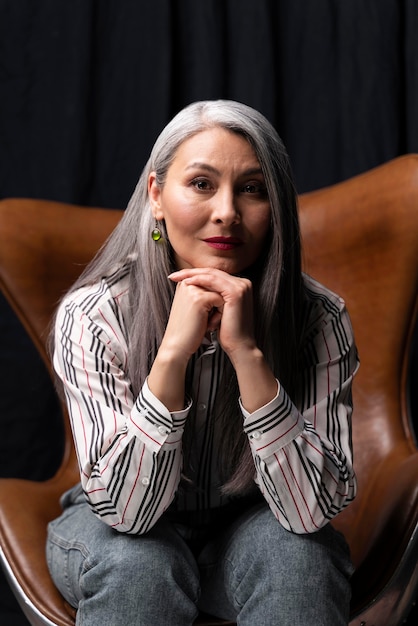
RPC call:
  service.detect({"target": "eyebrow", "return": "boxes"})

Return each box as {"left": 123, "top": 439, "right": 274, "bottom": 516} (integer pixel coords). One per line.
{"left": 185, "top": 162, "right": 264, "bottom": 177}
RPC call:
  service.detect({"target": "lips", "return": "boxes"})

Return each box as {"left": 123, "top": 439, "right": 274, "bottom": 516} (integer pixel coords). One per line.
{"left": 203, "top": 237, "right": 243, "bottom": 250}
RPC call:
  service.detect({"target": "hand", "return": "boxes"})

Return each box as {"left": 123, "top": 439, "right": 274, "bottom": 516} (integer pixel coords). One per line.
{"left": 155, "top": 274, "right": 222, "bottom": 366}
{"left": 148, "top": 271, "right": 225, "bottom": 411}
{"left": 169, "top": 268, "right": 278, "bottom": 413}
{"left": 151, "top": 267, "right": 277, "bottom": 414}
{"left": 168, "top": 267, "right": 257, "bottom": 362}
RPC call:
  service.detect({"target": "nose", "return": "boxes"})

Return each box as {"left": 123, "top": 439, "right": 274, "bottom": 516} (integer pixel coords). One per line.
{"left": 211, "top": 188, "right": 240, "bottom": 225}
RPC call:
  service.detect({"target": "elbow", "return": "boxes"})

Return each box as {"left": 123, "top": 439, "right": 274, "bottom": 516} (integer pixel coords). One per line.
{"left": 89, "top": 506, "right": 159, "bottom": 535}
{"left": 295, "top": 477, "right": 358, "bottom": 535}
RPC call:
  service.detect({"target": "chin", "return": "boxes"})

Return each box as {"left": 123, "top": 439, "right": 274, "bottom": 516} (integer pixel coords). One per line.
{"left": 210, "top": 260, "right": 244, "bottom": 274}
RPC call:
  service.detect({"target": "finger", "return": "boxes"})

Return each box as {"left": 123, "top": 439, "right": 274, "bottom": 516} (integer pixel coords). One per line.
{"left": 182, "top": 275, "right": 251, "bottom": 303}
{"left": 168, "top": 268, "right": 229, "bottom": 282}
{"left": 174, "top": 280, "right": 224, "bottom": 312}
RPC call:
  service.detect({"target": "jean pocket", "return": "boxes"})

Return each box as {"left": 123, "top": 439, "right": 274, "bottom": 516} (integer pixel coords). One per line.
{"left": 46, "top": 525, "right": 90, "bottom": 609}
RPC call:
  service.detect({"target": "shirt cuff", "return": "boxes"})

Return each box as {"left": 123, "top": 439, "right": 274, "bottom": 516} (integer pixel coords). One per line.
{"left": 241, "top": 381, "right": 304, "bottom": 460}
{"left": 129, "top": 378, "right": 191, "bottom": 453}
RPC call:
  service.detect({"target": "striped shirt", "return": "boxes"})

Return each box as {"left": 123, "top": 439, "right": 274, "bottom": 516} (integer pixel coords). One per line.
{"left": 54, "top": 267, "right": 358, "bottom": 535}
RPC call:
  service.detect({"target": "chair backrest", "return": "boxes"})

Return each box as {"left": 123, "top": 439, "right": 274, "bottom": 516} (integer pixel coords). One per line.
{"left": 298, "top": 154, "right": 418, "bottom": 609}
{"left": 0, "top": 198, "right": 122, "bottom": 483}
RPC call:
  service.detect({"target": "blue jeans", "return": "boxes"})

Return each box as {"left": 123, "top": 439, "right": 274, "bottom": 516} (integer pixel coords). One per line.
{"left": 46, "top": 485, "right": 353, "bottom": 625}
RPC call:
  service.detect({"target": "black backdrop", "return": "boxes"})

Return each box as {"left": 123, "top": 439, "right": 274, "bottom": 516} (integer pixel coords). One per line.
{"left": 1, "top": 1, "right": 418, "bottom": 623}
{"left": 2, "top": 0, "right": 418, "bottom": 207}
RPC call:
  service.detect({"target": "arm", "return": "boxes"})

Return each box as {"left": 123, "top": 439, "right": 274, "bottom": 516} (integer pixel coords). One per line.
{"left": 170, "top": 268, "right": 358, "bottom": 534}
{"left": 54, "top": 287, "right": 189, "bottom": 535}
{"left": 243, "top": 295, "right": 358, "bottom": 533}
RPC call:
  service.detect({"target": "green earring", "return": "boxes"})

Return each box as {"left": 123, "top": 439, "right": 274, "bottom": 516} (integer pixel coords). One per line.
{"left": 151, "top": 221, "right": 162, "bottom": 241}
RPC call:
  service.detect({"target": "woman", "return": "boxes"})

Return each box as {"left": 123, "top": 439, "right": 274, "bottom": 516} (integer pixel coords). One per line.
{"left": 47, "top": 100, "right": 358, "bottom": 625}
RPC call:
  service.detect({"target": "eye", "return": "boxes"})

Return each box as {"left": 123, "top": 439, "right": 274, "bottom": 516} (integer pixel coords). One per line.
{"left": 191, "top": 178, "right": 213, "bottom": 191}
{"left": 241, "top": 182, "right": 267, "bottom": 196}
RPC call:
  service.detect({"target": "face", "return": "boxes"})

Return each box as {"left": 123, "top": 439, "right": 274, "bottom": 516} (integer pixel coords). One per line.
{"left": 148, "top": 127, "right": 271, "bottom": 274}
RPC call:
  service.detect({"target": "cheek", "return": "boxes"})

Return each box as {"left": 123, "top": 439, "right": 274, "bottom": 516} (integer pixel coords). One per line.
{"left": 164, "top": 212, "right": 202, "bottom": 238}
{"left": 160, "top": 189, "right": 204, "bottom": 229}
{"left": 253, "top": 210, "right": 272, "bottom": 239}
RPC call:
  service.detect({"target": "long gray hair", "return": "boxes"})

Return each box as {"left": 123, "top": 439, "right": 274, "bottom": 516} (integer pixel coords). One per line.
{"left": 56, "top": 100, "right": 305, "bottom": 494}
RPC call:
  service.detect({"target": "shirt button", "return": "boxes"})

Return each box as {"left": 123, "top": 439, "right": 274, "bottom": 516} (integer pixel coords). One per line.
{"left": 197, "top": 403, "right": 207, "bottom": 411}
{"left": 251, "top": 430, "right": 261, "bottom": 440}
{"left": 141, "top": 477, "right": 150, "bottom": 486}
{"left": 157, "top": 425, "right": 168, "bottom": 436}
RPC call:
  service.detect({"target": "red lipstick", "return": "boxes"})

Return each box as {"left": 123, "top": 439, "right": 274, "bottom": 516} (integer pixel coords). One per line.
{"left": 203, "top": 237, "right": 243, "bottom": 250}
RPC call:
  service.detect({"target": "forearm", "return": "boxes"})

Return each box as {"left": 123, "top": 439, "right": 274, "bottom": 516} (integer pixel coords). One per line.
{"left": 54, "top": 286, "right": 190, "bottom": 534}
{"left": 148, "top": 347, "right": 189, "bottom": 412}
{"left": 254, "top": 432, "right": 357, "bottom": 534}
{"left": 63, "top": 376, "right": 187, "bottom": 534}
{"left": 243, "top": 382, "right": 357, "bottom": 533}
{"left": 229, "top": 346, "right": 278, "bottom": 413}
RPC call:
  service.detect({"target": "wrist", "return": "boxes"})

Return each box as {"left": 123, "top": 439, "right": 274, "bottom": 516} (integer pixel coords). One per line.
{"left": 227, "top": 343, "right": 263, "bottom": 369}
{"left": 148, "top": 348, "right": 189, "bottom": 412}
{"left": 156, "top": 339, "right": 191, "bottom": 371}
{"left": 229, "top": 346, "right": 278, "bottom": 414}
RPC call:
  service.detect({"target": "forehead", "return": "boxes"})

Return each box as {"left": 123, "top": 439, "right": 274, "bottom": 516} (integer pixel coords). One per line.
{"left": 171, "top": 127, "right": 260, "bottom": 169}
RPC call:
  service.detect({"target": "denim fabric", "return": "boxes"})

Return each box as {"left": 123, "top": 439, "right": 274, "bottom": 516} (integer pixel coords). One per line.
{"left": 47, "top": 486, "right": 353, "bottom": 625}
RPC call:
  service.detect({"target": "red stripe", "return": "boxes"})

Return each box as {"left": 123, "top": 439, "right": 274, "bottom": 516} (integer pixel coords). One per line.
{"left": 130, "top": 418, "right": 161, "bottom": 445}
{"left": 282, "top": 448, "right": 319, "bottom": 530}
{"left": 255, "top": 419, "right": 300, "bottom": 452}
{"left": 121, "top": 445, "right": 146, "bottom": 524}
{"left": 99, "top": 307, "right": 122, "bottom": 343}
{"left": 275, "top": 452, "right": 309, "bottom": 533}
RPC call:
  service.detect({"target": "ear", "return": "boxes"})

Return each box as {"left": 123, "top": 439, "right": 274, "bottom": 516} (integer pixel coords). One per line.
{"left": 148, "top": 172, "right": 164, "bottom": 220}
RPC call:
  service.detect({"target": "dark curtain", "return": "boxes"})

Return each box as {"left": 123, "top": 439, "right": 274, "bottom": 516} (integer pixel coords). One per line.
{"left": 1, "top": 1, "right": 417, "bottom": 623}
{"left": 2, "top": 0, "right": 418, "bottom": 208}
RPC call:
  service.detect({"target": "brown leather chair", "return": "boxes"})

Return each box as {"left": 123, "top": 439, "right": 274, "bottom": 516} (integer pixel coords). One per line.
{"left": 0, "top": 154, "right": 417, "bottom": 625}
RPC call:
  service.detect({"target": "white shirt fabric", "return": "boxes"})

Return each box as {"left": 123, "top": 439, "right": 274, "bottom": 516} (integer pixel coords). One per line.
{"left": 54, "top": 266, "right": 358, "bottom": 535}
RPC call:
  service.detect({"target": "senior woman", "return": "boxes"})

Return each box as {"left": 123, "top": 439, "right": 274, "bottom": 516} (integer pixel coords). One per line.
{"left": 47, "top": 100, "right": 358, "bottom": 625}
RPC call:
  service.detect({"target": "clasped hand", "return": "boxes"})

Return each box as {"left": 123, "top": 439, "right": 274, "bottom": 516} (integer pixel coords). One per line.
{"left": 165, "top": 267, "right": 256, "bottom": 364}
